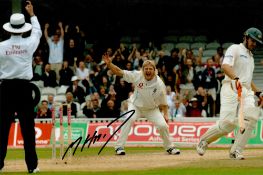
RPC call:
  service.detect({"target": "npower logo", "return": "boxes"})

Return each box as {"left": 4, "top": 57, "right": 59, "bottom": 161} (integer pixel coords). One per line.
{"left": 15, "top": 123, "right": 53, "bottom": 146}
{"left": 35, "top": 127, "right": 42, "bottom": 139}
{"left": 93, "top": 122, "right": 214, "bottom": 140}
{"left": 17, "top": 127, "right": 44, "bottom": 145}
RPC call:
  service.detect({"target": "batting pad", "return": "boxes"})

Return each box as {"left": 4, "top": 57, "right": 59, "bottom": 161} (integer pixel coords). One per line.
{"left": 201, "top": 119, "right": 236, "bottom": 144}
{"left": 230, "top": 107, "right": 259, "bottom": 153}
{"left": 243, "top": 107, "right": 261, "bottom": 120}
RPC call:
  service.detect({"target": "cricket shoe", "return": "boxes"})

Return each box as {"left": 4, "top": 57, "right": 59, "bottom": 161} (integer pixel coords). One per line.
{"left": 115, "top": 147, "right": 126, "bottom": 155}
{"left": 28, "top": 167, "right": 40, "bottom": 174}
{"left": 196, "top": 140, "right": 208, "bottom": 156}
{"left": 229, "top": 150, "right": 245, "bottom": 160}
{"left": 167, "top": 147, "right": 180, "bottom": 155}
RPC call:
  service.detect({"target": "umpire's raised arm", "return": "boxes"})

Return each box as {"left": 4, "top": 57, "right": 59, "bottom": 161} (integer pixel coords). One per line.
{"left": 25, "top": 0, "right": 34, "bottom": 17}
{"left": 102, "top": 53, "right": 124, "bottom": 77}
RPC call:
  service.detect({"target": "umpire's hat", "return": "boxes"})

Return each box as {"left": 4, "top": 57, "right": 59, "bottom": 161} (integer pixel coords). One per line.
{"left": 3, "top": 13, "right": 32, "bottom": 33}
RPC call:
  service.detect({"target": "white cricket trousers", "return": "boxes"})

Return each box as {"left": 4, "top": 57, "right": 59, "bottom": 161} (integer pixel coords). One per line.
{"left": 220, "top": 82, "right": 255, "bottom": 123}
{"left": 115, "top": 103, "right": 174, "bottom": 150}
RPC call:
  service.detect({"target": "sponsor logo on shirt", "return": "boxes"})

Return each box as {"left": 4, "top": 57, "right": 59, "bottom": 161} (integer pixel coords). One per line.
{"left": 137, "top": 82, "right": 144, "bottom": 89}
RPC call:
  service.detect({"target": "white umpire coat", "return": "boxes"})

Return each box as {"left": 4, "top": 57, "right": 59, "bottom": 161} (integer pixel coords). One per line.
{"left": 0, "top": 16, "right": 42, "bottom": 80}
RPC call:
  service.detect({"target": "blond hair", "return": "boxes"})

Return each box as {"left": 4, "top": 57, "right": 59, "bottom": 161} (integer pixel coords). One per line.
{"left": 142, "top": 60, "right": 158, "bottom": 75}
{"left": 142, "top": 60, "right": 156, "bottom": 70}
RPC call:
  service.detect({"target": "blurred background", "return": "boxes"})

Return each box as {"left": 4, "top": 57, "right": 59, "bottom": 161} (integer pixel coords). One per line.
{"left": 1, "top": 0, "right": 263, "bottom": 45}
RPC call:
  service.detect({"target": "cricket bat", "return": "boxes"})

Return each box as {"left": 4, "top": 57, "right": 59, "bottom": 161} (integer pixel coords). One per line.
{"left": 237, "top": 85, "right": 245, "bottom": 134}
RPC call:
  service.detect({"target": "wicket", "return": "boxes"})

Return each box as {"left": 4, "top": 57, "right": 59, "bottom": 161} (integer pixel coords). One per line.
{"left": 51, "top": 104, "right": 72, "bottom": 162}
{"left": 51, "top": 106, "right": 56, "bottom": 160}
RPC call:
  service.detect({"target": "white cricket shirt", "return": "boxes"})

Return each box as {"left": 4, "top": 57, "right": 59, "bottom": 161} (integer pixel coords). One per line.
{"left": 123, "top": 70, "right": 168, "bottom": 109}
{"left": 222, "top": 43, "right": 254, "bottom": 87}
{"left": 0, "top": 16, "right": 42, "bottom": 80}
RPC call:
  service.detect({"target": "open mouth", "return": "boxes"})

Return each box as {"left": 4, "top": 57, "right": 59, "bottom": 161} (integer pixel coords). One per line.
{"left": 146, "top": 72, "right": 151, "bottom": 76}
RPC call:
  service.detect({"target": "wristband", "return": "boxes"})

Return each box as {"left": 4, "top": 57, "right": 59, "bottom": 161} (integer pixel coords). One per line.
{"left": 255, "top": 91, "right": 262, "bottom": 98}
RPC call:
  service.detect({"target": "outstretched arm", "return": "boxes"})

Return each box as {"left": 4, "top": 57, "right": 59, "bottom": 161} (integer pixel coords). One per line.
{"left": 58, "top": 22, "right": 64, "bottom": 39}
{"left": 44, "top": 23, "right": 49, "bottom": 41}
{"left": 25, "top": 1, "right": 34, "bottom": 17}
{"left": 102, "top": 54, "right": 124, "bottom": 77}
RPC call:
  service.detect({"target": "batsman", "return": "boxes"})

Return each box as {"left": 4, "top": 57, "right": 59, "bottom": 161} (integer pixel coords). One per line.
{"left": 196, "top": 27, "right": 263, "bottom": 160}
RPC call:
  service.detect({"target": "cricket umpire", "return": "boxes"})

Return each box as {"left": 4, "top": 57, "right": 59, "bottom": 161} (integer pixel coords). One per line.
{"left": 103, "top": 54, "right": 180, "bottom": 155}
{"left": 0, "top": 1, "right": 42, "bottom": 173}
{"left": 196, "top": 27, "right": 263, "bottom": 160}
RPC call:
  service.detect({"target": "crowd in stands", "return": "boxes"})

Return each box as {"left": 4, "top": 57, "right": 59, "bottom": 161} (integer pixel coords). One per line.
{"left": 22, "top": 22, "right": 229, "bottom": 119}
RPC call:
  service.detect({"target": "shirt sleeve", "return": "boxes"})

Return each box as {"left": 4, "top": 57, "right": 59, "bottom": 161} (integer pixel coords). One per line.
{"left": 222, "top": 44, "right": 238, "bottom": 66}
{"left": 123, "top": 70, "right": 141, "bottom": 83}
{"left": 29, "top": 16, "right": 42, "bottom": 52}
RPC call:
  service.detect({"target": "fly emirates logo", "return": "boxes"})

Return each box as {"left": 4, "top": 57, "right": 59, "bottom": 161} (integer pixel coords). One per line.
{"left": 6, "top": 45, "right": 27, "bottom": 55}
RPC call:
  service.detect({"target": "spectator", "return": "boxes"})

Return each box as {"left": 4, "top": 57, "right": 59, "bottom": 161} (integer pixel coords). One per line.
{"left": 66, "top": 76, "right": 86, "bottom": 104}
{"left": 105, "top": 47, "right": 114, "bottom": 60}
{"left": 64, "top": 24, "right": 85, "bottom": 56}
{"left": 63, "top": 38, "right": 79, "bottom": 68}
{"left": 127, "top": 43, "right": 141, "bottom": 70}
{"left": 83, "top": 53, "right": 96, "bottom": 71}
{"left": 185, "top": 97, "right": 207, "bottom": 117}
{"left": 36, "top": 100, "right": 52, "bottom": 118}
{"left": 75, "top": 60, "right": 90, "bottom": 80}
{"left": 64, "top": 24, "right": 84, "bottom": 67}
{"left": 99, "top": 75, "right": 111, "bottom": 94}
{"left": 201, "top": 58, "right": 217, "bottom": 117}
{"left": 81, "top": 70, "right": 98, "bottom": 95}
{"left": 83, "top": 94, "right": 102, "bottom": 118}
{"left": 157, "top": 48, "right": 181, "bottom": 75}
{"left": 125, "top": 61, "right": 133, "bottom": 71}
{"left": 63, "top": 92, "right": 78, "bottom": 117}
{"left": 98, "top": 86, "right": 107, "bottom": 103}
{"left": 194, "top": 53, "right": 205, "bottom": 89}
{"left": 101, "top": 99, "right": 120, "bottom": 118}
{"left": 179, "top": 58, "right": 197, "bottom": 100}
{"left": 170, "top": 99, "right": 186, "bottom": 119}
{"left": 42, "top": 63, "right": 58, "bottom": 87}
{"left": 32, "top": 55, "right": 44, "bottom": 81}
{"left": 93, "top": 91, "right": 103, "bottom": 106}
{"left": 194, "top": 86, "right": 209, "bottom": 115}
{"left": 214, "top": 46, "right": 224, "bottom": 68}
{"left": 112, "top": 49, "right": 126, "bottom": 69}
{"left": 181, "top": 49, "right": 198, "bottom": 66}
{"left": 47, "top": 94, "right": 55, "bottom": 110}
{"left": 166, "top": 85, "right": 176, "bottom": 114}
{"left": 44, "top": 22, "right": 64, "bottom": 79}
{"left": 165, "top": 74, "right": 177, "bottom": 92}
{"left": 107, "top": 69, "right": 116, "bottom": 85}
{"left": 59, "top": 60, "right": 74, "bottom": 86}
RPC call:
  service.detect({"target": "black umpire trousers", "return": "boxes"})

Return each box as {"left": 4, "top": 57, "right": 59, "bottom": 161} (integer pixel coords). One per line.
{"left": 0, "top": 79, "right": 38, "bottom": 171}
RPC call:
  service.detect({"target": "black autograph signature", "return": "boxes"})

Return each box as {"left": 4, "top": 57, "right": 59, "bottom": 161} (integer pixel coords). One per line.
{"left": 62, "top": 109, "right": 135, "bottom": 160}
